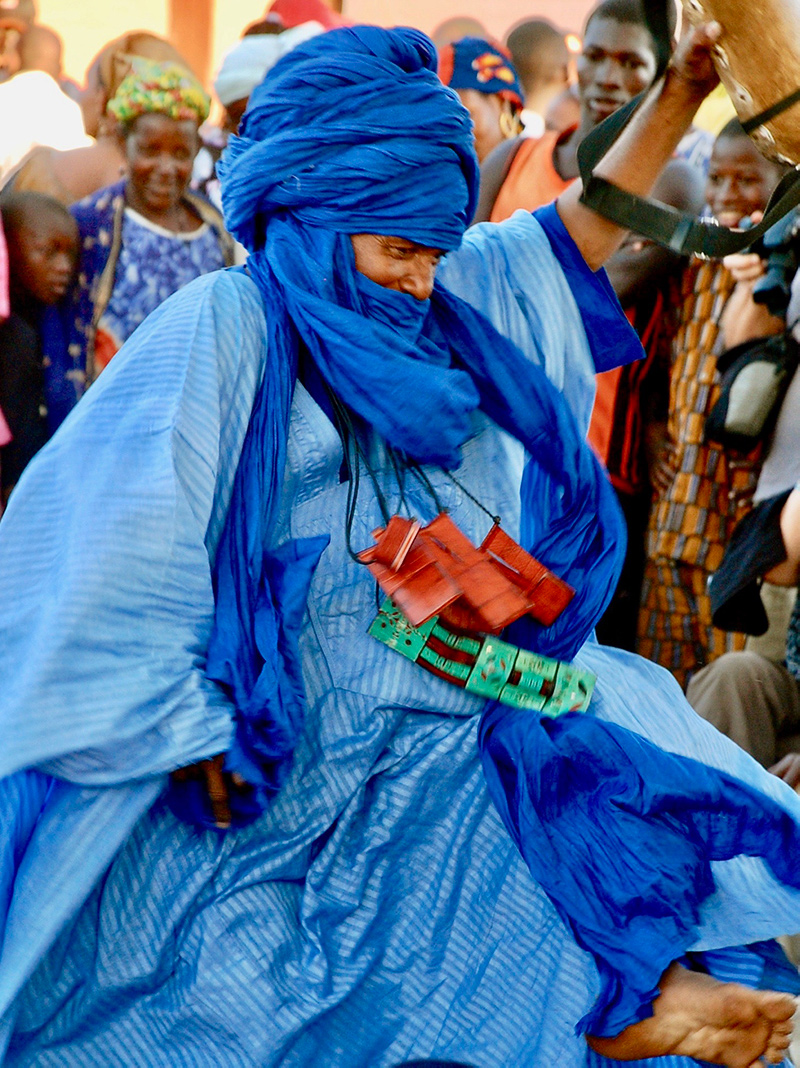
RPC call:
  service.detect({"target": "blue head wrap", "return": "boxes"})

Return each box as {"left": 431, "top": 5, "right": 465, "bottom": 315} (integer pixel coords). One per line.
{"left": 438, "top": 36, "right": 524, "bottom": 110}
{"left": 221, "top": 25, "right": 478, "bottom": 252}
{"left": 171, "top": 27, "right": 625, "bottom": 832}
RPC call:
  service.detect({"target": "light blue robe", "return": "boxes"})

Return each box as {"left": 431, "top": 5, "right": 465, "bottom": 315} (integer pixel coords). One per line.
{"left": 0, "top": 212, "right": 798, "bottom": 1066}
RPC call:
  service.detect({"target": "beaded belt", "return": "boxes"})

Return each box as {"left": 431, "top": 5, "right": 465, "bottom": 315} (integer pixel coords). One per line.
{"left": 369, "top": 597, "right": 596, "bottom": 715}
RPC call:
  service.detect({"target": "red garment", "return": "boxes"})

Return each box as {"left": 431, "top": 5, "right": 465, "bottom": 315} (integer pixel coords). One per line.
{"left": 489, "top": 130, "right": 571, "bottom": 223}
{"left": 0, "top": 214, "right": 8, "bottom": 322}
{"left": 587, "top": 291, "right": 673, "bottom": 496}
{"left": 265, "top": 0, "right": 350, "bottom": 29}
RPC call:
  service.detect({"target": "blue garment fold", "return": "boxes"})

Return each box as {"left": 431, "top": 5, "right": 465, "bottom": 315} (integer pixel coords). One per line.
{"left": 535, "top": 203, "right": 644, "bottom": 374}
{"left": 170, "top": 533, "right": 329, "bottom": 827}
{"left": 479, "top": 703, "right": 800, "bottom": 1035}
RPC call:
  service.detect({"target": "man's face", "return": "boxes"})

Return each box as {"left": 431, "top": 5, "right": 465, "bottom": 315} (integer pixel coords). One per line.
{"left": 8, "top": 212, "right": 78, "bottom": 304}
{"left": 577, "top": 17, "right": 657, "bottom": 127}
{"left": 705, "top": 136, "right": 782, "bottom": 226}
{"left": 350, "top": 234, "right": 443, "bottom": 302}
{"left": 456, "top": 88, "right": 505, "bottom": 164}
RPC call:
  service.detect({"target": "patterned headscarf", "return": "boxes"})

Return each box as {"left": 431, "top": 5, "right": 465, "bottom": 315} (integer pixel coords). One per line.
{"left": 107, "top": 58, "right": 210, "bottom": 126}
{"left": 438, "top": 36, "right": 524, "bottom": 110}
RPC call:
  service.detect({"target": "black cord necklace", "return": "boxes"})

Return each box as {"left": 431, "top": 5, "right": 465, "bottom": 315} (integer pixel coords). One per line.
{"left": 325, "top": 385, "right": 503, "bottom": 573}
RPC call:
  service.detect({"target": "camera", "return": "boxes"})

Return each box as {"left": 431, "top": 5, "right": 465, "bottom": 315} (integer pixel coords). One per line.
{"left": 746, "top": 207, "right": 800, "bottom": 317}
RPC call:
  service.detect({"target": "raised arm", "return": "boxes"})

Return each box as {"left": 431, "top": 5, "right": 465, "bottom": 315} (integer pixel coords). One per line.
{"left": 557, "top": 22, "right": 721, "bottom": 271}
{"left": 765, "top": 487, "right": 800, "bottom": 585}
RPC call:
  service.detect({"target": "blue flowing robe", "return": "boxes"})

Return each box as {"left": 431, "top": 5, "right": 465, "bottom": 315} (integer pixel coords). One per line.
{"left": 0, "top": 211, "right": 799, "bottom": 1066}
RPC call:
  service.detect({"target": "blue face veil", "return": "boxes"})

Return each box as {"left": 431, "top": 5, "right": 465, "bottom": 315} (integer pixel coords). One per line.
{"left": 176, "top": 26, "right": 800, "bottom": 1038}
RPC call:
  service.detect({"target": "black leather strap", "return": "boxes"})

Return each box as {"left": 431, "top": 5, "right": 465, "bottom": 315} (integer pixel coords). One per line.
{"left": 575, "top": 48, "right": 800, "bottom": 257}
{"left": 742, "top": 86, "right": 800, "bottom": 133}
{"left": 582, "top": 168, "right": 800, "bottom": 257}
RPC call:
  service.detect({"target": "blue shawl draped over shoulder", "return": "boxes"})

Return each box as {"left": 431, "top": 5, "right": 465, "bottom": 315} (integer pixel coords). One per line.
{"left": 196, "top": 25, "right": 800, "bottom": 1037}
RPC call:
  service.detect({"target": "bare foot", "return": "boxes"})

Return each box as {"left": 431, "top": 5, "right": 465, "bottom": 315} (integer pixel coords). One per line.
{"left": 586, "top": 963, "right": 797, "bottom": 1067}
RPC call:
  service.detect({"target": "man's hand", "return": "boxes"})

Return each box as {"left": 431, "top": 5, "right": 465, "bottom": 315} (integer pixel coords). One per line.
{"left": 668, "top": 19, "right": 721, "bottom": 101}
{"left": 644, "top": 421, "right": 676, "bottom": 496}
{"left": 770, "top": 752, "right": 800, "bottom": 790}
{"left": 766, "top": 487, "right": 800, "bottom": 586}
{"left": 171, "top": 754, "right": 251, "bottom": 830}
{"left": 723, "top": 252, "right": 767, "bottom": 285}
{"left": 719, "top": 247, "right": 786, "bottom": 347}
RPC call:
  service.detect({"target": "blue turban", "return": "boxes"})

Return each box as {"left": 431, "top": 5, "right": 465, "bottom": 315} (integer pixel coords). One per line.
{"left": 220, "top": 26, "right": 478, "bottom": 253}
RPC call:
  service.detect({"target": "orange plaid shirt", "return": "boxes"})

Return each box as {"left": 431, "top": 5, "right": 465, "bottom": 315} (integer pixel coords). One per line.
{"left": 647, "top": 258, "right": 761, "bottom": 572}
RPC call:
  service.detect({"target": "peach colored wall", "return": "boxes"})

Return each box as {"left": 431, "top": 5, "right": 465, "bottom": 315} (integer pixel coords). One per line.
{"left": 37, "top": 0, "right": 169, "bottom": 85}
{"left": 343, "top": 0, "right": 595, "bottom": 40}
{"left": 36, "top": 0, "right": 596, "bottom": 90}
{"left": 211, "top": 0, "right": 272, "bottom": 84}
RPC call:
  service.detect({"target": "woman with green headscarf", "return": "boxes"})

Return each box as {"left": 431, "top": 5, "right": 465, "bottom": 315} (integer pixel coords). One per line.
{"left": 42, "top": 59, "right": 234, "bottom": 426}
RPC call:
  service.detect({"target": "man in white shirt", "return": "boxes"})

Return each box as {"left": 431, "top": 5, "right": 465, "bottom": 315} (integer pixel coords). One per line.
{"left": 0, "top": 24, "right": 90, "bottom": 187}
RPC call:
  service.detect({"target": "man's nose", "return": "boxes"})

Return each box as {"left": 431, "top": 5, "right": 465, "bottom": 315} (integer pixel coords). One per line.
{"left": 153, "top": 153, "right": 179, "bottom": 176}
{"left": 399, "top": 259, "right": 436, "bottom": 301}
{"left": 52, "top": 252, "right": 74, "bottom": 277}
{"left": 717, "top": 177, "right": 739, "bottom": 203}
{"left": 594, "top": 57, "right": 623, "bottom": 87}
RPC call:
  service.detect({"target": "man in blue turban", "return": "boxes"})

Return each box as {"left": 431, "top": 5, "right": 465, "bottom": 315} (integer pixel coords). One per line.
{"left": 0, "top": 21, "right": 798, "bottom": 1068}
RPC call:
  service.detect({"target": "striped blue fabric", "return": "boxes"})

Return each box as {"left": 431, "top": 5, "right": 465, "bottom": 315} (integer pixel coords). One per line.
{"left": 0, "top": 213, "right": 799, "bottom": 1065}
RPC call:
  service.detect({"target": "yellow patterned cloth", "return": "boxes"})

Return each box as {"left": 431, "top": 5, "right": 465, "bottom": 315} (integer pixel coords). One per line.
{"left": 107, "top": 58, "right": 210, "bottom": 126}
{"left": 638, "top": 558, "right": 747, "bottom": 687}
{"left": 637, "top": 259, "right": 761, "bottom": 689}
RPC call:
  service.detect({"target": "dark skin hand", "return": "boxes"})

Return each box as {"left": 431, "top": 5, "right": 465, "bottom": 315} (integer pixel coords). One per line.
{"left": 645, "top": 419, "right": 675, "bottom": 496}
{"left": 171, "top": 754, "right": 250, "bottom": 829}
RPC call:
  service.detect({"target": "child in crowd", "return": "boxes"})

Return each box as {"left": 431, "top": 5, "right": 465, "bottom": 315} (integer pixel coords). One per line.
{"left": 0, "top": 191, "right": 77, "bottom": 505}
{"left": 637, "top": 119, "right": 786, "bottom": 688}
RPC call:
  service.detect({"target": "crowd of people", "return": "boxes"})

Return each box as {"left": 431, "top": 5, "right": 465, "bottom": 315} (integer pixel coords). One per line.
{"left": 1, "top": 0, "right": 800, "bottom": 1065}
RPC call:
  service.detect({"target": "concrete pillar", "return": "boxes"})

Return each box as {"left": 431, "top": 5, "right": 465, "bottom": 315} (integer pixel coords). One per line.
{"left": 167, "top": 0, "right": 213, "bottom": 86}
